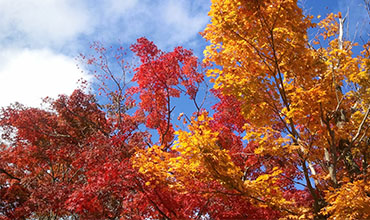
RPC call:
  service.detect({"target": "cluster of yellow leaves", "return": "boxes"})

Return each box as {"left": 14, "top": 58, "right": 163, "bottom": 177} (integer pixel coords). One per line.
{"left": 171, "top": 113, "right": 241, "bottom": 188}
{"left": 243, "top": 123, "right": 299, "bottom": 157}
{"left": 321, "top": 179, "right": 370, "bottom": 220}
{"left": 352, "top": 43, "right": 370, "bottom": 104}
{"left": 203, "top": 0, "right": 318, "bottom": 131}
{"left": 133, "top": 144, "right": 172, "bottom": 186}
{"left": 243, "top": 167, "right": 299, "bottom": 215}
{"left": 133, "top": 112, "right": 241, "bottom": 190}
{"left": 134, "top": 112, "right": 300, "bottom": 215}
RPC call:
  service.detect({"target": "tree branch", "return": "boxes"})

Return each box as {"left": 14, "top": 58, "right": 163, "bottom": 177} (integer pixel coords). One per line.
{"left": 351, "top": 104, "right": 370, "bottom": 144}
{"left": 0, "top": 168, "right": 21, "bottom": 181}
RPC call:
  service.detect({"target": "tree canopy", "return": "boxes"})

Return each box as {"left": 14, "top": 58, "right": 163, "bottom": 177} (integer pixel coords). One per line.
{"left": 1, "top": 0, "right": 369, "bottom": 219}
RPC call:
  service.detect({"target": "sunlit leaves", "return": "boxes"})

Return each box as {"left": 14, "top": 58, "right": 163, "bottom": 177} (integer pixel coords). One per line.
{"left": 1, "top": 1, "right": 369, "bottom": 219}
{"left": 322, "top": 180, "right": 370, "bottom": 220}
{"left": 202, "top": 0, "right": 370, "bottom": 219}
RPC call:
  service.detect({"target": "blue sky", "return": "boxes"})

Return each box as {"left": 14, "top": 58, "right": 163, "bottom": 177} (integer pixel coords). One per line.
{"left": 0, "top": 0, "right": 368, "bottom": 108}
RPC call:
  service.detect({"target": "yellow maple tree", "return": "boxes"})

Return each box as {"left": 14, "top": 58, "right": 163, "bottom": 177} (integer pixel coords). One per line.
{"left": 201, "top": 0, "right": 369, "bottom": 219}
{"left": 134, "top": 0, "right": 369, "bottom": 219}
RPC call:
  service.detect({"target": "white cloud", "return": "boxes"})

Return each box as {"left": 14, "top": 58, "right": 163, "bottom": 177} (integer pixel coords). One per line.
{"left": 0, "top": 0, "right": 210, "bottom": 50}
{"left": 0, "top": 0, "right": 91, "bottom": 50}
{"left": 0, "top": 48, "right": 91, "bottom": 108}
{"left": 0, "top": 0, "right": 210, "bottom": 108}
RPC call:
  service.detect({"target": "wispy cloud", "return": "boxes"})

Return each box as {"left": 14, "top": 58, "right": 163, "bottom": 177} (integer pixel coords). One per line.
{"left": 0, "top": 0, "right": 210, "bottom": 107}
{"left": 159, "top": 1, "right": 209, "bottom": 46}
{"left": 0, "top": 0, "right": 210, "bottom": 51}
{"left": 87, "top": 0, "right": 210, "bottom": 49}
{"left": 0, "top": 0, "right": 91, "bottom": 51}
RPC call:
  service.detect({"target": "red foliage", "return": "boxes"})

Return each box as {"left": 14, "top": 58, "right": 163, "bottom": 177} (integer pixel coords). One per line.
{"left": 0, "top": 38, "right": 301, "bottom": 219}
{"left": 130, "top": 37, "right": 204, "bottom": 146}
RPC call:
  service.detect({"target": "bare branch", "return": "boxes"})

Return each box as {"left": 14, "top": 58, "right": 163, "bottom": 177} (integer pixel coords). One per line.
{"left": 0, "top": 168, "right": 21, "bottom": 181}
{"left": 351, "top": 104, "right": 370, "bottom": 144}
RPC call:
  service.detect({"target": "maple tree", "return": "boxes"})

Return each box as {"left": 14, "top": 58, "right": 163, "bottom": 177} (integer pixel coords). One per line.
{"left": 188, "top": 0, "right": 368, "bottom": 219}
{"left": 135, "top": 0, "right": 370, "bottom": 219}
{"left": 1, "top": 1, "right": 369, "bottom": 219}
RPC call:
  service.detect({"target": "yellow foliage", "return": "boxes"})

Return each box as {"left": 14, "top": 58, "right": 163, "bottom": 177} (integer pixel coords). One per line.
{"left": 202, "top": 0, "right": 370, "bottom": 218}
{"left": 134, "top": 0, "right": 370, "bottom": 218}
{"left": 321, "top": 180, "right": 370, "bottom": 219}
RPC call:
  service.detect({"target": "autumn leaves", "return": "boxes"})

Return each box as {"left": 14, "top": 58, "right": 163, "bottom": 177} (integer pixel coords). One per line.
{"left": 0, "top": 0, "right": 369, "bottom": 219}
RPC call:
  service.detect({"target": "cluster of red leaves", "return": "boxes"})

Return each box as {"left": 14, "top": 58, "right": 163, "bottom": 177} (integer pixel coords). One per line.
{"left": 0, "top": 90, "right": 151, "bottom": 219}
{"left": 130, "top": 37, "right": 204, "bottom": 146}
